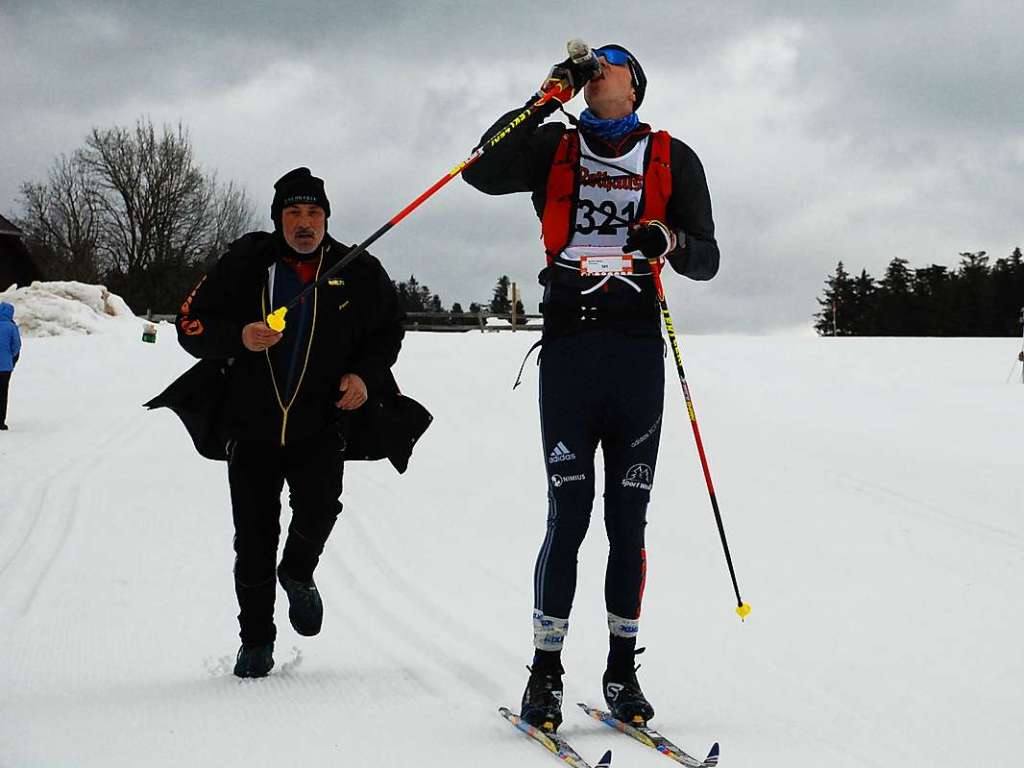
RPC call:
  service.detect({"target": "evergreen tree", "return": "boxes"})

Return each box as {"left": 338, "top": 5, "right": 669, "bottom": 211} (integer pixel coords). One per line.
{"left": 490, "top": 275, "right": 512, "bottom": 314}
{"left": 850, "top": 269, "right": 877, "bottom": 335}
{"left": 450, "top": 301, "right": 469, "bottom": 327}
{"left": 952, "top": 251, "right": 991, "bottom": 336}
{"left": 874, "top": 257, "right": 914, "bottom": 335}
{"left": 417, "top": 283, "right": 433, "bottom": 312}
{"left": 393, "top": 274, "right": 447, "bottom": 314}
{"left": 912, "top": 265, "right": 954, "bottom": 336}
{"left": 1009, "top": 247, "right": 1024, "bottom": 335}
{"left": 814, "top": 261, "right": 855, "bottom": 336}
{"left": 393, "top": 275, "right": 413, "bottom": 312}
{"left": 989, "top": 250, "right": 1020, "bottom": 335}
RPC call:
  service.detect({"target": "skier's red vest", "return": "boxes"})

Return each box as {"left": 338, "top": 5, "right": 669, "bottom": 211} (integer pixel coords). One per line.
{"left": 541, "top": 129, "right": 673, "bottom": 264}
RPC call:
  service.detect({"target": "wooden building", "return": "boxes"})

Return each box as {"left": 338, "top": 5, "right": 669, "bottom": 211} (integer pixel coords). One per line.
{"left": 0, "top": 214, "right": 43, "bottom": 291}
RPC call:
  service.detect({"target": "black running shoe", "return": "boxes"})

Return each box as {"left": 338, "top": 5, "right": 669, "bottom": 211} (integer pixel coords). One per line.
{"left": 603, "top": 652, "right": 654, "bottom": 724}
{"left": 277, "top": 567, "right": 323, "bottom": 636}
{"left": 233, "top": 642, "right": 274, "bottom": 678}
{"left": 520, "top": 664, "right": 565, "bottom": 732}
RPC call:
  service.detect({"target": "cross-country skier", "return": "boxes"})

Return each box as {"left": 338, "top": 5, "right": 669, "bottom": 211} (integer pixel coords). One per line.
{"left": 463, "top": 44, "right": 720, "bottom": 730}
{"left": 165, "top": 168, "right": 421, "bottom": 678}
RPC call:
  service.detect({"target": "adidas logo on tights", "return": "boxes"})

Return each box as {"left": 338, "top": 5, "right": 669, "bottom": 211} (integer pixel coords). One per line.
{"left": 548, "top": 442, "right": 576, "bottom": 464}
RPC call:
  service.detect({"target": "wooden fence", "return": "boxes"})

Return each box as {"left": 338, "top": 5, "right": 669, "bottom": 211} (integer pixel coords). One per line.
{"left": 403, "top": 311, "right": 542, "bottom": 332}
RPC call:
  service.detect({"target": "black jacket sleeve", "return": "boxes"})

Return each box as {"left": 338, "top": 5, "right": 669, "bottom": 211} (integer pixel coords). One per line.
{"left": 348, "top": 257, "right": 404, "bottom": 398}
{"left": 462, "top": 100, "right": 566, "bottom": 196}
{"left": 664, "top": 139, "right": 720, "bottom": 281}
{"left": 175, "top": 255, "right": 247, "bottom": 359}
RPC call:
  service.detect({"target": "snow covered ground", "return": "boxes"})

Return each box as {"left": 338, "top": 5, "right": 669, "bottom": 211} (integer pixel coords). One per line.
{"left": 1, "top": 308, "right": 1022, "bottom": 767}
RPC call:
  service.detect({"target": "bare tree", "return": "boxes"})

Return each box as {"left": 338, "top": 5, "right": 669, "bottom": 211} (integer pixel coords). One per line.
{"left": 17, "top": 117, "right": 257, "bottom": 310}
{"left": 205, "top": 176, "right": 258, "bottom": 267}
{"left": 17, "top": 154, "right": 101, "bottom": 282}
{"left": 82, "top": 120, "right": 210, "bottom": 277}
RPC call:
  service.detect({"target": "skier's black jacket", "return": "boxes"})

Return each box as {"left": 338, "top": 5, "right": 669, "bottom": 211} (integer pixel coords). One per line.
{"left": 463, "top": 99, "right": 720, "bottom": 338}
{"left": 147, "top": 232, "right": 431, "bottom": 472}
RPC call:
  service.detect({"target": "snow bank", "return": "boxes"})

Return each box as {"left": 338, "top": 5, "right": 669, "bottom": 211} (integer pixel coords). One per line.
{"left": 0, "top": 280, "right": 136, "bottom": 337}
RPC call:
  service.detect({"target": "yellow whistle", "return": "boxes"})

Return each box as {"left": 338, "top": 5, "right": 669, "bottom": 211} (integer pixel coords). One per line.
{"left": 266, "top": 307, "right": 288, "bottom": 332}
{"left": 735, "top": 602, "right": 752, "bottom": 621}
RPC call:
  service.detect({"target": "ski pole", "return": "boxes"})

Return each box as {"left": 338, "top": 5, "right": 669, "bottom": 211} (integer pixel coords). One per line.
{"left": 265, "top": 40, "right": 596, "bottom": 331}
{"left": 649, "top": 258, "right": 751, "bottom": 621}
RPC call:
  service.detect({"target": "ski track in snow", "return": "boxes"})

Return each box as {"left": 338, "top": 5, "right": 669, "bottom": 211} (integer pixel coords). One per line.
{"left": 342, "top": 502, "right": 521, "bottom": 670}
{"left": 2, "top": 330, "right": 1023, "bottom": 767}
{"left": 324, "top": 543, "right": 503, "bottom": 702}
{"left": 0, "top": 414, "right": 145, "bottom": 617}
{"left": 831, "top": 468, "right": 1024, "bottom": 550}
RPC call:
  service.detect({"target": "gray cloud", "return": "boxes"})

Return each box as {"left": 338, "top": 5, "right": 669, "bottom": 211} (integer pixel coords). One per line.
{"left": 2, "top": 0, "right": 1021, "bottom": 333}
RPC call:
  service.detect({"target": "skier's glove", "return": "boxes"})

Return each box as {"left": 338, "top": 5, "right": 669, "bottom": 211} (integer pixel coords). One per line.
{"left": 539, "top": 55, "right": 600, "bottom": 104}
{"left": 623, "top": 220, "right": 678, "bottom": 260}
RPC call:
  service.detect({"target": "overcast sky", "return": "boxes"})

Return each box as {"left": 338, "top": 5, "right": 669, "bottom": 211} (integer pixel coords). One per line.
{"left": 2, "top": 1, "right": 1021, "bottom": 333}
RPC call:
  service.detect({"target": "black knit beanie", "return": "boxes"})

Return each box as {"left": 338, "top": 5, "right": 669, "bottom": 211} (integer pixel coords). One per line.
{"left": 271, "top": 167, "right": 331, "bottom": 227}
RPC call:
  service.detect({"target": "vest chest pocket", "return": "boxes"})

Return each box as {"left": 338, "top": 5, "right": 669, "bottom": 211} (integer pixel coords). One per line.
{"left": 324, "top": 279, "right": 351, "bottom": 313}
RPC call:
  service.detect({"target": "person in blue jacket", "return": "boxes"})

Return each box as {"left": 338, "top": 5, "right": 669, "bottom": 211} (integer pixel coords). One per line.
{"left": 0, "top": 301, "right": 22, "bottom": 430}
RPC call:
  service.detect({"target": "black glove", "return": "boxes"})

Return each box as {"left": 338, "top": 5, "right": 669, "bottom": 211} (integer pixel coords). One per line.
{"left": 540, "top": 53, "right": 600, "bottom": 103}
{"left": 623, "top": 221, "right": 677, "bottom": 260}
{"left": 11, "top": 353, "right": 17, "bottom": 369}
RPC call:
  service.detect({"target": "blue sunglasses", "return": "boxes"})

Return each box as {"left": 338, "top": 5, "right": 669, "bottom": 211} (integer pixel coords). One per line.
{"left": 594, "top": 47, "right": 630, "bottom": 66}
{"left": 593, "top": 47, "right": 639, "bottom": 91}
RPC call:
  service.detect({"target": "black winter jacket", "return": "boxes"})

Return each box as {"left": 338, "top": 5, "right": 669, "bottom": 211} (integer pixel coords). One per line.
{"left": 164, "top": 232, "right": 415, "bottom": 452}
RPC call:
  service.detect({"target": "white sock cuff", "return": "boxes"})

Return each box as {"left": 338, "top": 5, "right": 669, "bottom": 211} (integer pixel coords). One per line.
{"left": 533, "top": 610, "right": 570, "bottom": 652}
{"left": 607, "top": 612, "right": 639, "bottom": 639}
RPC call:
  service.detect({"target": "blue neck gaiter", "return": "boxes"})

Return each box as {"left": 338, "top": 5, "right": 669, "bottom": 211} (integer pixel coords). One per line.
{"left": 579, "top": 108, "right": 639, "bottom": 141}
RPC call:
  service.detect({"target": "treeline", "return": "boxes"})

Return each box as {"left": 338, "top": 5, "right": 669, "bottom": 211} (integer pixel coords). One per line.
{"left": 15, "top": 115, "right": 534, "bottom": 320}
{"left": 815, "top": 249, "right": 1024, "bottom": 336}
{"left": 393, "top": 274, "right": 527, "bottom": 324}
{"left": 15, "top": 117, "right": 256, "bottom": 314}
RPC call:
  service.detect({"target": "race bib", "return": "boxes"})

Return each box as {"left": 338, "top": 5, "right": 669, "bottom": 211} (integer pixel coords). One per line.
{"left": 580, "top": 254, "right": 634, "bottom": 276}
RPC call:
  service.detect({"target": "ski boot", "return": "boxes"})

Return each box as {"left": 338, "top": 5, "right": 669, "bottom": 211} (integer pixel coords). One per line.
{"left": 520, "top": 661, "right": 565, "bottom": 732}
{"left": 603, "top": 647, "right": 655, "bottom": 725}
{"left": 277, "top": 567, "right": 323, "bottom": 636}
{"left": 233, "top": 642, "right": 274, "bottom": 678}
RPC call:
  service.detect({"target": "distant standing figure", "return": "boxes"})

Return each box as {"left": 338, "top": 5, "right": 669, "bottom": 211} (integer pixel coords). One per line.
{"left": 0, "top": 301, "right": 22, "bottom": 430}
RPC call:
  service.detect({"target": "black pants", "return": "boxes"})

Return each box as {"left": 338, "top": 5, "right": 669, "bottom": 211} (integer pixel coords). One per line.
{"left": 227, "top": 428, "right": 345, "bottom": 645}
{"left": 533, "top": 330, "right": 664, "bottom": 645}
{"left": 0, "top": 371, "right": 10, "bottom": 426}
